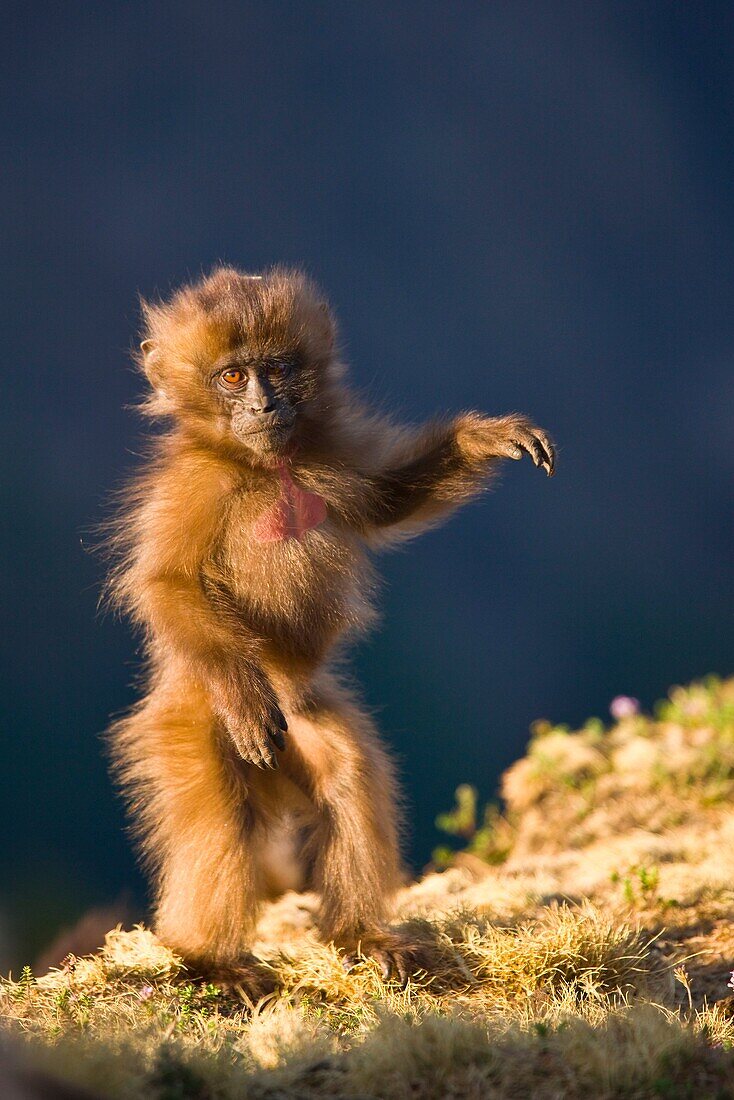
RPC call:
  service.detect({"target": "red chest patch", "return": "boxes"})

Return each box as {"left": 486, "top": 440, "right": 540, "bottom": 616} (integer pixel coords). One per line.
{"left": 252, "top": 463, "right": 328, "bottom": 543}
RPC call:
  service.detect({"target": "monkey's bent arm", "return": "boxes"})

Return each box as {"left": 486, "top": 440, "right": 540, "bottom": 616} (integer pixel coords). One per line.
{"left": 134, "top": 572, "right": 287, "bottom": 768}
{"left": 109, "top": 450, "right": 286, "bottom": 768}
{"left": 357, "top": 412, "right": 554, "bottom": 532}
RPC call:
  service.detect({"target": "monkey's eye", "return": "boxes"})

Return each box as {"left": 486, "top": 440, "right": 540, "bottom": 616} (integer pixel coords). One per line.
{"left": 219, "top": 367, "right": 246, "bottom": 388}
{"left": 268, "top": 360, "right": 291, "bottom": 376}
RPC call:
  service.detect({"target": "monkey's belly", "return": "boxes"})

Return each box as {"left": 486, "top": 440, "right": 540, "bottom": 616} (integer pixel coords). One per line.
{"left": 216, "top": 525, "right": 378, "bottom": 663}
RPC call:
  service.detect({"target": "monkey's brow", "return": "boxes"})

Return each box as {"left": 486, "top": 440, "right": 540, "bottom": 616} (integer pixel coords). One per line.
{"left": 236, "top": 347, "right": 299, "bottom": 363}
{"left": 213, "top": 353, "right": 294, "bottom": 374}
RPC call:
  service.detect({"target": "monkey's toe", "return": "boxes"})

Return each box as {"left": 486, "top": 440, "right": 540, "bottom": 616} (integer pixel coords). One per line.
{"left": 339, "top": 933, "right": 436, "bottom": 988}
{"left": 341, "top": 948, "right": 397, "bottom": 982}
{"left": 376, "top": 949, "right": 408, "bottom": 984}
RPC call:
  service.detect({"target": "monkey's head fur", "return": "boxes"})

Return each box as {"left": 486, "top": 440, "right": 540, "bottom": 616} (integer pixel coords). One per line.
{"left": 138, "top": 267, "right": 343, "bottom": 463}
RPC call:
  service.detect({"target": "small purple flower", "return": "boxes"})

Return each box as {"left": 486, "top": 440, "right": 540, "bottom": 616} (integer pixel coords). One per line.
{"left": 610, "top": 696, "right": 640, "bottom": 720}
{"left": 139, "top": 985, "right": 154, "bottom": 1001}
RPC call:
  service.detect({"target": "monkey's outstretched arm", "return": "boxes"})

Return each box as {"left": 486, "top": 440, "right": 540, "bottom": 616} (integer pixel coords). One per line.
{"left": 360, "top": 412, "right": 554, "bottom": 531}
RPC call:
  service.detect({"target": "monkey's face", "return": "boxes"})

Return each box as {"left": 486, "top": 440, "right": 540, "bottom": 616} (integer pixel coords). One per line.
{"left": 212, "top": 354, "right": 301, "bottom": 458}
{"left": 139, "top": 268, "right": 342, "bottom": 463}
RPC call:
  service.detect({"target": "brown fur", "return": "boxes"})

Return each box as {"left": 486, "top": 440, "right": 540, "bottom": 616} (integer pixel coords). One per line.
{"left": 105, "top": 265, "right": 555, "bottom": 987}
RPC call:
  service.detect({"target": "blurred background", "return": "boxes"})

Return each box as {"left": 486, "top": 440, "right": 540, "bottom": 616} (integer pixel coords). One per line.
{"left": 1, "top": 1, "right": 732, "bottom": 971}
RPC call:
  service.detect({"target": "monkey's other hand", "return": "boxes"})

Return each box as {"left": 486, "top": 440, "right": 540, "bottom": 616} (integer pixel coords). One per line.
{"left": 215, "top": 676, "right": 288, "bottom": 769}
{"left": 458, "top": 413, "right": 556, "bottom": 476}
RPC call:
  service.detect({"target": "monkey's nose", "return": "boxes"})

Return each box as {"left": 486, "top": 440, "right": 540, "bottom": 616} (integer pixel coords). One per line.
{"left": 251, "top": 402, "right": 276, "bottom": 415}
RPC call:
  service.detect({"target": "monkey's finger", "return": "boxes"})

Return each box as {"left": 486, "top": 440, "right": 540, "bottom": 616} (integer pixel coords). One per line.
{"left": 533, "top": 431, "right": 556, "bottom": 476}
{"left": 526, "top": 433, "right": 549, "bottom": 469}
{"left": 260, "top": 742, "right": 278, "bottom": 769}
{"left": 269, "top": 727, "right": 286, "bottom": 752}
{"left": 514, "top": 434, "right": 544, "bottom": 468}
{"left": 516, "top": 430, "right": 557, "bottom": 477}
{"left": 495, "top": 441, "right": 524, "bottom": 460}
{"left": 234, "top": 741, "right": 257, "bottom": 767}
{"left": 245, "top": 738, "right": 276, "bottom": 769}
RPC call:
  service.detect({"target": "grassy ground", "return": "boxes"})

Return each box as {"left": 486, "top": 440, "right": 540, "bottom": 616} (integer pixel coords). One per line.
{"left": 4, "top": 676, "right": 734, "bottom": 1098}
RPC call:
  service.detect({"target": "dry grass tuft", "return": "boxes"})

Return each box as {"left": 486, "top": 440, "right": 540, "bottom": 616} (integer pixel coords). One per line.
{"left": 3, "top": 675, "right": 734, "bottom": 1097}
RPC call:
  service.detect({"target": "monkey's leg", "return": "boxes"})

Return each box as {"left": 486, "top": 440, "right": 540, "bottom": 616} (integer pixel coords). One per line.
{"left": 284, "top": 676, "right": 428, "bottom": 981}
{"left": 110, "top": 679, "right": 273, "bottom": 995}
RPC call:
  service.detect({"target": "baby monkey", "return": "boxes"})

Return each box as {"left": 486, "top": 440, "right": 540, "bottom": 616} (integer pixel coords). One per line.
{"left": 107, "top": 266, "right": 555, "bottom": 991}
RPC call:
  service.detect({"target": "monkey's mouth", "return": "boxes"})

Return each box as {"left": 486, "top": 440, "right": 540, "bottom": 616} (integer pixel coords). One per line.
{"left": 238, "top": 420, "right": 294, "bottom": 437}
{"left": 232, "top": 415, "right": 296, "bottom": 447}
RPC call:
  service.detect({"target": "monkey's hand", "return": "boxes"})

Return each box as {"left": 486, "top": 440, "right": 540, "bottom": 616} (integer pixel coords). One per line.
{"left": 213, "top": 666, "right": 288, "bottom": 769}
{"left": 457, "top": 413, "right": 556, "bottom": 476}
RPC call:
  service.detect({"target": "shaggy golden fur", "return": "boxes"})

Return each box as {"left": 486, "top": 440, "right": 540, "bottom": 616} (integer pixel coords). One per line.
{"left": 105, "top": 265, "right": 555, "bottom": 989}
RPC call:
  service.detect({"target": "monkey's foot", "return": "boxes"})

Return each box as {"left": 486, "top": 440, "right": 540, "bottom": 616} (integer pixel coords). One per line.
{"left": 182, "top": 954, "right": 279, "bottom": 1002}
{"left": 339, "top": 929, "right": 442, "bottom": 986}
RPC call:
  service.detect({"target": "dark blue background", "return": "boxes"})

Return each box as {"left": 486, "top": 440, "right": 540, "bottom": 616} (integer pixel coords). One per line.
{"left": 2, "top": 2, "right": 733, "bottom": 968}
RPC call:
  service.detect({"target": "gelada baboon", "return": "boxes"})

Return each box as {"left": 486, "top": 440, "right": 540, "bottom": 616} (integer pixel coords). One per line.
{"left": 106, "top": 266, "right": 555, "bottom": 990}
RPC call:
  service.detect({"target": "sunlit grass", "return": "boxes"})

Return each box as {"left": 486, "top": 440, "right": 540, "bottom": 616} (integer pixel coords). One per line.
{"left": 3, "top": 676, "right": 734, "bottom": 1097}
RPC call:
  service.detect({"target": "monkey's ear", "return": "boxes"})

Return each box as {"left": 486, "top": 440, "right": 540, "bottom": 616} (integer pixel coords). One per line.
{"left": 140, "top": 339, "right": 165, "bottom": 390}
